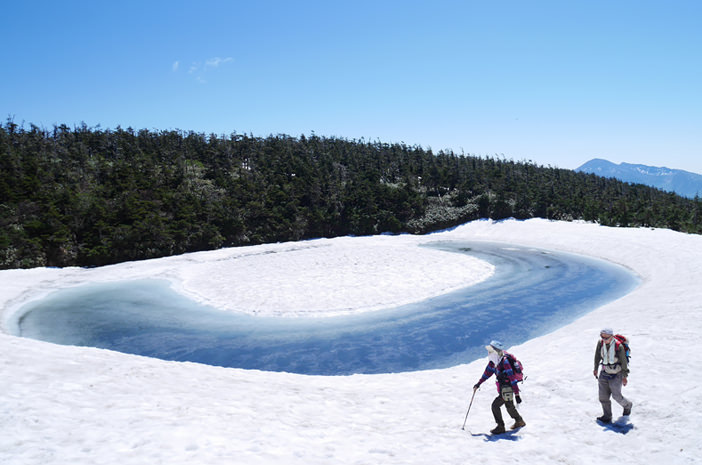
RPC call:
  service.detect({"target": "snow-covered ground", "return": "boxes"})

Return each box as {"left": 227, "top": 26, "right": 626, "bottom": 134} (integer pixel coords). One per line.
{"left": 1, "top": 219, "right": 700, "bottom": 464}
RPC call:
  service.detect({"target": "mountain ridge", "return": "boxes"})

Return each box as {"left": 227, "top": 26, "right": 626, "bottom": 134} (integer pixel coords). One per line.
{"left": 575, "top": 158, "right": 702, "bottom": 198}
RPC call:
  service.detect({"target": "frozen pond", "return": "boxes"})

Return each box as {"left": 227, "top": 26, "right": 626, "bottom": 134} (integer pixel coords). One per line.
{"left": 15, "top": 242, "right": 639, "bottom": 375}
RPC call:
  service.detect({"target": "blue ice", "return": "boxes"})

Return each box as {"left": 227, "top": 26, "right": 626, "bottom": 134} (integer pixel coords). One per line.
{"left": 16, "top": 242, "right": 639, "bottom": 375}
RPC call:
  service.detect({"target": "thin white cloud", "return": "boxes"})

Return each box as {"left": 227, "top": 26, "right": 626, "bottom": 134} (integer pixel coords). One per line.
{"left": 178, "top": 57, "right": 232, "bottom": 83}
{"left": 205, "top": 57, "right": 233, "bottom": 68}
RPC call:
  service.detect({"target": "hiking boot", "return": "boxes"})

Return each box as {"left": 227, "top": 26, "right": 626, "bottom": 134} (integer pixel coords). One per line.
{"left": 511, "top": 419, "right": 526, "bottom": 429}
{"left": 490, "top": 424, "right": 506, "bottom": 434}
{"left": 623, "top": 405, "right": 632, "bottom": 416}
{"left": 596, "top": 415, "right": 612, "bottom": 424}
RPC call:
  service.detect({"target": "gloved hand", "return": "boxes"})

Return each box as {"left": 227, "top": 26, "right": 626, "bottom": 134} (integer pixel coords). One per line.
{"left": 473, "top": 383, "right": 480, "bottom": 391}
{"left": 516, "top": 395, "right": 522, "bottom": 404}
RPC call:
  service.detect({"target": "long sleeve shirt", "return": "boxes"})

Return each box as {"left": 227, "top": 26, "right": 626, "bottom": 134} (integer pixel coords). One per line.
{"left": 594, "top": 339, "right": 629, "bottom": 377}
{"left": 476, "top": 353, "right": 521, "bottom": 395}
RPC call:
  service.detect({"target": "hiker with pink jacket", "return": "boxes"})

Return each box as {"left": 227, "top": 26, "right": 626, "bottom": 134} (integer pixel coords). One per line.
{"left": 473, "top": 340, "right": 526, "bottom": 434}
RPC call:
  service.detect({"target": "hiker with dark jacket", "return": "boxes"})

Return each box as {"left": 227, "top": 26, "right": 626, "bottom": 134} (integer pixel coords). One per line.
{"left": 473, "top": 340, "right": 526, "bottom": 434}
{"left": 593, "top": 328, "right": 633, "bottom": 423}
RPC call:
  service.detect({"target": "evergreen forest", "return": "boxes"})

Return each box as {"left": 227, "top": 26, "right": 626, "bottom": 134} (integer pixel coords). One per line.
{"left": 1, "top": 120, "right": 701, "bottom": 269}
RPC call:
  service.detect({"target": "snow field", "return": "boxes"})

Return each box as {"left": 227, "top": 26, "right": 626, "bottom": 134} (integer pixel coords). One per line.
{"left": 1, "top": 218, "right": 701, "bottom": 464}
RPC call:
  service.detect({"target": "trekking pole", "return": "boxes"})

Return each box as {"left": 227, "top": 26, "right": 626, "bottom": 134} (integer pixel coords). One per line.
{"left": 461, "top": 388, "right": 478, "bottom": 430}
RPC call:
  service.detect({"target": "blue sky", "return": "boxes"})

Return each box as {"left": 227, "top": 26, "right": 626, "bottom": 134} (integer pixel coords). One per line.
{"left": 2, "top": 1, "right": 701, "bottom": 173}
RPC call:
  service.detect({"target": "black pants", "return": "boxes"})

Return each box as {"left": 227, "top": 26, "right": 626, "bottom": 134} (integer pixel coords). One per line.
{"left": 491, "top": 395, "right": 522, "bottom": 426}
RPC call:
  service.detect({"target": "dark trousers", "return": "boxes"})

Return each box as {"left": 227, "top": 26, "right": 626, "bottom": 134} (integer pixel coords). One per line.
{"left": 491, "top": 395, "right": 522, "bottom": 426}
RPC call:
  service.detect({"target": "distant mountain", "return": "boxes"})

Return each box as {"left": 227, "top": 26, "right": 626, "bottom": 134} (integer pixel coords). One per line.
{"left": 575, "top": 158, "right": 702, "bottom": 199}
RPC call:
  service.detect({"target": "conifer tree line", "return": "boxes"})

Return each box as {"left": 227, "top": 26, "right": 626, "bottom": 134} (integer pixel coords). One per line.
{"left": 1, "top": 120, "right": 700, "bottom": 269}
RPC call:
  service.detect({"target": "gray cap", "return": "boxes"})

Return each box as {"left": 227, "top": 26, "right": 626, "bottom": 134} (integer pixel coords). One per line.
{"left": 486, "top": 340, "right": 505, "bottom": 352}
{"left": 601, "top": 328, "right": 614, "bottom": 335}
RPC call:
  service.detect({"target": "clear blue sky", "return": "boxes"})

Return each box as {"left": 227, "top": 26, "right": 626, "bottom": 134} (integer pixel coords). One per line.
{"left": 2, "top": 0, "right": 701, "bottom": 173}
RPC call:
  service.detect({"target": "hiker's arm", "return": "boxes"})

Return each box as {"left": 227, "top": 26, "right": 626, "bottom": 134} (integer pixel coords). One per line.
{"left": 475, "top": 362, "right": 496, "bottom": 389}
{"left": 593, "top": 341, "right": 602, "bottom": 377}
